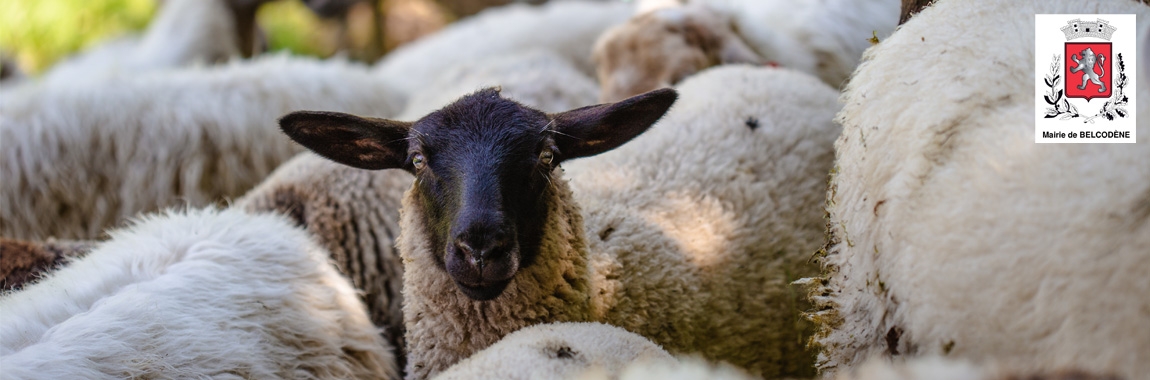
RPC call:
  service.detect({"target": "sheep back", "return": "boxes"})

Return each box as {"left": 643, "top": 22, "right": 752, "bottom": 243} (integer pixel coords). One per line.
{"left": 0, "top": 54, "right": 400, "bottom": 240}
{"left": 236, "top": 152, "right": 413, "bottom": 366}
{"left": 811, "top": 0, "right": 1150, "bottom": 377}
{"left": 563, "top": 65, "right": 840, "bottom": 378}
{"left": 433, "top": 322, "right": 674, "bottom": 380}
{"left": 0, "top": 207, "right": 397, "bottom": 379}
{"left": 373, "top": 0, "right": 631, "bottom": 101}
{"left": 400, "top": 49, "right": 599, "bottom": 118}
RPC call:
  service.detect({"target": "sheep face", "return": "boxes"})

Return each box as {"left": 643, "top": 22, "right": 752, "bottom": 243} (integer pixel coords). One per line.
{"left": 279, "top": 88, "right": 678, "bottom": 301}
{"left": 592, "top": 5, "right": 761, "bottom": 102}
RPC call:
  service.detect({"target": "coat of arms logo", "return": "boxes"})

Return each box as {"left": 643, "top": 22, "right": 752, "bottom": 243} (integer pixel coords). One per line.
{"left": 1063, "top": 19, "right": 1114, "bottom": 100}
{"left": 1035, "top": 14, "right": 1136, "bottom": 144}
{"left": 1041, "top": 18, "right": 1128, "bottom": 123}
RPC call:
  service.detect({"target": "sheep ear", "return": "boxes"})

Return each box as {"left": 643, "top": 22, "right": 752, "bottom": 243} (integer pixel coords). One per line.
{"left": 550, "top": 88, "right": 677, "bottom": 160}
{"left": 279, "top": 111, "right": 411, "bottom": 170}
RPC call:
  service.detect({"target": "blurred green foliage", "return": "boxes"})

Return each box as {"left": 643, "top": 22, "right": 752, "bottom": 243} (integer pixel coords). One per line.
{"left": 258, "top": 0, "right": 334, "bottom": 58}
{"left": 0, "top": 0, "right": 331, "bottom": 74}
{"left": 0, "top": 0, "right": 155, "bottom": 73}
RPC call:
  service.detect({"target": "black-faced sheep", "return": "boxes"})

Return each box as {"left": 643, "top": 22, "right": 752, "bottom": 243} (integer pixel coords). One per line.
{"left": 278, "top": 65, "right": 841, "bottom": 379}
{"left": 234, "top": 48, "right": 603, "bottom": 374}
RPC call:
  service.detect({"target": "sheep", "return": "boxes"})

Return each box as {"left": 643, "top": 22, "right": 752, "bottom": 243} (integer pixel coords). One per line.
{"left": 234, "top": 49, "right": 601, "bottom": 373}
{"left": 592, "top": 0, "right": 899, "bottom": 101}
{"left": 236, "top": 152, "right": 413, "bottom": 371}
{"left": 432, "top": 322, "right": 675, "bottom": 380}
{"left": 805, "top": 0, "right": 1150, "bottom": 378}
{"left": 832, "top": 357, "right": 1121, "bottom": 380}
{"left": 0, "top": 207, "right": 397, "bottom": 379}
{"left": 0, "top": 53, "right": 402, "bottom": 241}
{"left": 399, "top": 49, "right": 600, "bottom": 117}
{"left": 31, "top": 0, "right": 273, "bottom": 88}
{"left": 277, "top": 65, "right": 841, "bottom": 379}
{"left": 0, "top": 238, "right": 94, "bottom": 293}
{"left": 591, "top": 3, "right": 764, "bottom": 102}
{"left": 588, "top": 357, "right": 758, "bottom": 380}
{"left": 432, "top": 322, "right": 760, "bottom": 380}
{"left": 372, "top": 0, "right": 632, "bottom": 103}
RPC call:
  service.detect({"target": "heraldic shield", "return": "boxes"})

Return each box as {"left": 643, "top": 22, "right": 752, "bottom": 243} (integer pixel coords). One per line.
{"left": 1065, "top": 42, "right": 1112, "bottom": 101}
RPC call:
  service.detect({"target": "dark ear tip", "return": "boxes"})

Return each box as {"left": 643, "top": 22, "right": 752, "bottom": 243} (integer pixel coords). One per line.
{"left": 278, "top": 113, "right": 302, "bottom": 137}
{"left": 278, "top": 110, "right": 361, "bottom": 137}
{"left": 634, "top": 88, "right": 678, "bottom": 114}
{"left": 648, "top": 87, "right": 679, "bottom": 98}
{"left": 278, "top": 111, "right": 318, "bottom": 135}
{"left": 641, "top": 88, "right": 678, "bottom": 107}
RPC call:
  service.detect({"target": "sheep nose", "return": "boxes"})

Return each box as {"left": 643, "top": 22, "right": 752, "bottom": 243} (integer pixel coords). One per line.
{"left": 453, "top": 232, "right": 512, "bottom": 266}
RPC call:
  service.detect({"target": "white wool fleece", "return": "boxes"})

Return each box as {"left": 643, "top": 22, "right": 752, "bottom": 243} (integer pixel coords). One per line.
{"left": 433, "top": 322, "right": 675, "bottom": 380}
{"left": 373, "top": 0, "right": 632, "bottom": 101}
{"left": 399, "top": 49, "right": 599, "bottom": 118}
{"left": 0, "top": 207, "right": 397, "bottom": 379}
{"left": 0, "top": 53, "right": 401, "bottom": 241}
{"left": 810, "top": 0, "right": 1150, "bottom": 377}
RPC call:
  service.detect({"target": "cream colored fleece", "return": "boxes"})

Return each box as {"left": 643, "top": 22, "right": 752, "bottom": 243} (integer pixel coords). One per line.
{"left": 810, "top": 0, "right": 1150, "bottom": 377}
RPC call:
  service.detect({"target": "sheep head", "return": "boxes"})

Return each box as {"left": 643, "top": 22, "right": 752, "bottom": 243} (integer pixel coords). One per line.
{"left": 279, "top": 88, "right": 678, "bottom": 301}
{"left": 592, "top": 4, "right": 761, "bottom": 102}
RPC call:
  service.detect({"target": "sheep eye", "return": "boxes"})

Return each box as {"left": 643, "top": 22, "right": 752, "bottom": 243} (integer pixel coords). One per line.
{"left": 412, "top": 154, "right": 426, "bottom": 169}
{"left": 539, "top": 150, "right": 554, "bottom": 165}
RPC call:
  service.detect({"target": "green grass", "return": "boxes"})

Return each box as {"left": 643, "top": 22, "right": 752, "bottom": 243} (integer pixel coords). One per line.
{"left": 0, "top": 0, "right": 156, "bottom": 73}
{"left": 0, "top": 0, "right": 332, "bottom": 74}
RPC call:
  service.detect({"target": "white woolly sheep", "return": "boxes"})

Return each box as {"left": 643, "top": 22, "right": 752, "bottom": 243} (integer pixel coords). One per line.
{"left": 277, "top": 65, "right": 841, "bottom": 379}
{"left": 433, "top": 322, "right": 675, "bottom": 380}
{"left": 399, "top": 49, "right": 600, "bottom": 118}
{"left": 438, "top": 322, "right": 759, "bottom": 380}
{"left": 592, "top": 0, "right": 899, "bottom": 101}
{"left": 236, "top": 152, "right": 413, "bottom": 370}
{"left": 578, "top": 356, "right": 758, "bottom": 380}
{"left": 0, "top": 238, "right": 94, "bottom": 292}
{"left": 372, "top": 0, "right": 631, "bottom": 103}
{"left": 832, "top": 357, "right": 1122, "bottom": 380}
{"left": 591, "top": 3, "right": 764, "bottom": 102}
{"left": 0, "top": 207, "right": 397, "bottom": 379}
{"left": 0, "top": 53, "right": 401, "bottom": 241}
{"left": 806, "top": 0, "right": 1150, "bottom": 378}
{"left": 234, "top": 52, "right": 602, "bottom": 373}
{"left": 31, "top": 0, "right": 272, "bottom": 88}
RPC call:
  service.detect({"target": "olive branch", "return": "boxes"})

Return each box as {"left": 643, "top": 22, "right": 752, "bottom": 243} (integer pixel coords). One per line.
{"left": 1043, "top": 54, "right": 1080, "bottom": 120}
{"left": 1042, "top": 53, "right": 1129, "bottom": 123}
